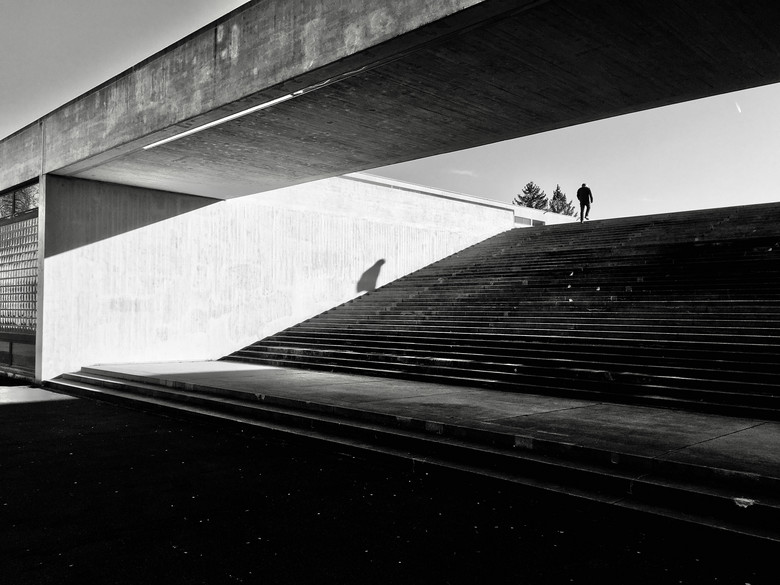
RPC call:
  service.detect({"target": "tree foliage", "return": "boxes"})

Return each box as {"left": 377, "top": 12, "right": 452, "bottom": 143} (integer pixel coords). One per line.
{"left": 549, "top": 184, "right": 576, "bottom": 216}
{"left": 514, "top": 181, "right": 577, "bottom": 217}
{"left": 513, "top": 181, "right": 549, "bottom": 210}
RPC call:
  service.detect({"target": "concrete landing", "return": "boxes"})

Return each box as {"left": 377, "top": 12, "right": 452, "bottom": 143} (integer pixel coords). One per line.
{"left": 7, "top": 379, "right": 779, "bottom": 584}
{"left": 83, "top": 360, "right": 780, "bottom": 484}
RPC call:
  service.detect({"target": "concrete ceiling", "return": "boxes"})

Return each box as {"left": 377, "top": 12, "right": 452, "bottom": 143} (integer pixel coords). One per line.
{"left": 8, "top": 0, "right": 780, "bottom": 198}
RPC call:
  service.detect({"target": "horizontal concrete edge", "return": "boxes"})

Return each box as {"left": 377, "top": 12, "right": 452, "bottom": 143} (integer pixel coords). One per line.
{"left": 0, "top": 124, "right": 42, "bottom": 190}
{"left": 344, "top": 172, "right": 514, "bottom": 211}
{"left": 65, "top": 364, "right": 780, "bottom": 493}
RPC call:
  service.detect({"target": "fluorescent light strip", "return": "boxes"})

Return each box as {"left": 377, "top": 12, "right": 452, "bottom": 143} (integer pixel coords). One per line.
{"left": 142, "top": 66, "right": 366, "bottom": 150}
{"left": 143, "top": 93, "right": 297, "bottom": 150}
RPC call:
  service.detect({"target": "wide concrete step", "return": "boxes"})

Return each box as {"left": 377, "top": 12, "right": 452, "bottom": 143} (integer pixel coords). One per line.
{"left": 266, "top": 332, "right": 780, "bottom": 367}
{"left": 310, "top": 315, "right": 780, "bottom": 335}
{"left": 226, "top": 351, "right": 780, "bottom": 417}
{"left": 417, "top": 260, "right": 779, "bottom": 277}
{"left": 429, "top": 240, "right": 779, "bottom": 262}
{"left": 359, "top": 294, "right": 780, "bottom": 306}
{"left": 424, "top": 252, "right": 780, "bottom": 272}
{"left": 347, "top": 287, "right": 780, "bottom": 299}
{"left": 322, "top": 309, "right": 780, "bottom": 324}
{"left": 330, "top": 310, "right": 780, "bottom": 324}
{"left": 289, "top": 321, "right": 780, "bottom": 346}
{"left": 238, "top": 340, "right": 779, "bottom": 384}
{"left": 333, "top": 301, "right": 780, "bottom": 316}
{"left": 383, "top": 260, "right": 780, "bottom": 277}
{"left": 44, "top": 369, "right": 780, "bottom": 543}
{"left": 260, "top": 332, "right": 780, "bottom": 371}
{"left": 267, "top": 330, "right": 780, "bottom": 366}
{"left": 398, "top": 270, "right": 780, "bottom": 284}
{"left": 379, "top": 286, "right": 780, "bottom": 298}
{"left": 389, "top": 278, "right": 780, "bottom": 291}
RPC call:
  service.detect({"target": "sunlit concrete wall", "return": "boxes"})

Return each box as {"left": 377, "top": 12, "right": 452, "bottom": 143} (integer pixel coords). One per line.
{"left": 38, "top": 173, "right": 513, "bottom": 380}
{"left": 514, "top": 205, "right": 578, "bottom": 227}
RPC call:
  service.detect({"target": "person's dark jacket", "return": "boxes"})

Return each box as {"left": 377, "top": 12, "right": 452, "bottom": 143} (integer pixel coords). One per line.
{"left": 577, "top": 186, "right": 593, "bottom": 203}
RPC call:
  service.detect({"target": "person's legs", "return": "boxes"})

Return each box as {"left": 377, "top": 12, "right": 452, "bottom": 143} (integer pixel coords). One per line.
{"left": 583, "top": 202, "right": 591, "bottom": 219}
{"left": 580, "top": 202, "right": 586, "bottom": 222}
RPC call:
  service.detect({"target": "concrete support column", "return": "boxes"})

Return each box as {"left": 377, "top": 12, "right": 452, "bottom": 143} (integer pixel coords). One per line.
{"left": 34, "top": 175, "right": 47, "bottom": 382}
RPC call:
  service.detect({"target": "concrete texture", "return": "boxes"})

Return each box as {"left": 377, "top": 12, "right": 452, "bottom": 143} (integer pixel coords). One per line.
{"left": 665, "top": 423, "right": 780, "bottom": 476}
{"left": 43, "top": 175, "right": 218, "bottom": 257}
{"left": 83, "top": 360, "right": 780, "bottom": 483}
{"left": 4, "top": 1, "right": 780, "bottom": 197}
{"left": 38, "top": 174, "right": 512, "bottom": 380}
{"left": 3, "top": 382, "right": 776, "bottom": 584}
{"left": 0, "top": 124, "right": 40, "bottom": 190}
{"left": 1, "top": 0, "right": 489, "bottom": 191}
{"left": 486, "top": 404, "right": 763, "bottom": 459}
{"left": 0, "top": 385, "right": 75, "bottom": 405}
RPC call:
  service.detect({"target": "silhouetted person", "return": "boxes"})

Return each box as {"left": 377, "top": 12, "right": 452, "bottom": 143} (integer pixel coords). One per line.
{"left": 357, "top": 259, "right": 386, "bottom": 293}
{"left": 577, "top": 183, "right": 593, "bottom": 223}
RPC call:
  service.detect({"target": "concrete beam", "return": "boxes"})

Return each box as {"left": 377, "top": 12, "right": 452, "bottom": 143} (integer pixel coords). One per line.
{"left": 2, "top": 0, "right": 495, "bottom": 191}
{"left": 0, "top": 123, "right": 41, "bottom": 191}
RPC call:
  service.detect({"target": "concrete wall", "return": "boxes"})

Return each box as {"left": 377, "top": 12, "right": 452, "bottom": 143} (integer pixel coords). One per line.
{"left": 38, "top": 174, "right": 513, "bottom": 380}
{"left": 514, "top": 205, "right": 578, "bottom": 227}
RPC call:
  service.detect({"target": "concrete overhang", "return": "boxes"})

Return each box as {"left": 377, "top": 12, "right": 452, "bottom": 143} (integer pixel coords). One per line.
{"left": 3, "top": 0, "right": 780, "bottom": 197}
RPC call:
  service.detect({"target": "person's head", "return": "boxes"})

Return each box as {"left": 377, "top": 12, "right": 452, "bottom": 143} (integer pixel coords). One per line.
{"left": 582, "top": 183, "right": 587, "bottom": 187}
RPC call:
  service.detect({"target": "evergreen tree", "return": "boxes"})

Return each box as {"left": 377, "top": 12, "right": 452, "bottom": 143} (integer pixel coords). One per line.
{"left": 513, "top": 181, "right": 548, "bottom": 210}
{"left": 549, "top": 184, "right": 576, "bottom": 216}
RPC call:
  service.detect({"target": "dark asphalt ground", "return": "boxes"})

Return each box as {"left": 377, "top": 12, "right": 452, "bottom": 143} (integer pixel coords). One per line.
{"left": 1, "top": 377, "right": 775, "bottom": 585}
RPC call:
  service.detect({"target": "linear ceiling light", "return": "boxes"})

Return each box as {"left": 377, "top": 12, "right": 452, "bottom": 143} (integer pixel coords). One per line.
{"left": 142, "top": 66, "right": 366, "bottom": 151}
{"left": 143, "top": 93, "right": 298, "bottom": 150}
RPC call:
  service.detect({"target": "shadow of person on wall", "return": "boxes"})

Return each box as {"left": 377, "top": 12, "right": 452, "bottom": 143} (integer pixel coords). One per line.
{"left": 357, "top": 259, "right": 386, "bottom": 293}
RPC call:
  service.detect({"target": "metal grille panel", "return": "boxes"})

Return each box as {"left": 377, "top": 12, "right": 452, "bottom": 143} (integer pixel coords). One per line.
{"left": 0, "top": 214, "right": 38, "bottom": 336}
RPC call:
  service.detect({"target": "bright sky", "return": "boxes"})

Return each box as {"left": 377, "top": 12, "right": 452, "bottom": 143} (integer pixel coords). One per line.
{"left": 2, "top": 0, "right": 779, "bottom": 220}
{"left": 371, "top": 82, "right": 780, "bottom": 219}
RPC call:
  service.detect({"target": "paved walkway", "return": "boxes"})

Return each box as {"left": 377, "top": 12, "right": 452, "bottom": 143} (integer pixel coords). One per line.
{"left": 4, "top": 375, "right": 777, "bottom": 584}
{"left": 82, "top": 360, "right": 780, "bottom": 481}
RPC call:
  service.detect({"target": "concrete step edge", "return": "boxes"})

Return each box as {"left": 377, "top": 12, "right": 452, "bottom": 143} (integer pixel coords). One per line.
{"left": 238, "top": 345, "right": 780, "bottom": 389}
{"left": 57, "top": 371, "right": 780, "bottom": 495}
{"left": 43, "top": 376, "right": 780, "bottom": 542}
{"left": 242, "top": 341, "right": 779, "bottom": 379}
{"left": 227, "top": 351, "right": 780, "bottom": 405}
{"left": 221, "top": 356, "right": 780, "bottom": 420}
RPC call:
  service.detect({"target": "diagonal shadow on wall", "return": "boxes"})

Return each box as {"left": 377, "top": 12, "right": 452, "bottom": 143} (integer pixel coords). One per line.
{"left": 44, "top": 175, "right": 219, "bottom": 258}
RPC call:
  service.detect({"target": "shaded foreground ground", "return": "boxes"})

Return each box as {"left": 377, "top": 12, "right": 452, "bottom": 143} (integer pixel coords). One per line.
{"left": 1, "top": 381, "right": 775, "bottom": 584}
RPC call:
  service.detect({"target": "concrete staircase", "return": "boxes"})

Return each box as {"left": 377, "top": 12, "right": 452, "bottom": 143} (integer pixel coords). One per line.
{"left": 44, "top": 203, "right": 780, "bottom": 542}
{"left": 44, "top": 365, "right": 780, "bottom": 542}
{"left": 226, "top": 203, "right": 780, "bottom": 420}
